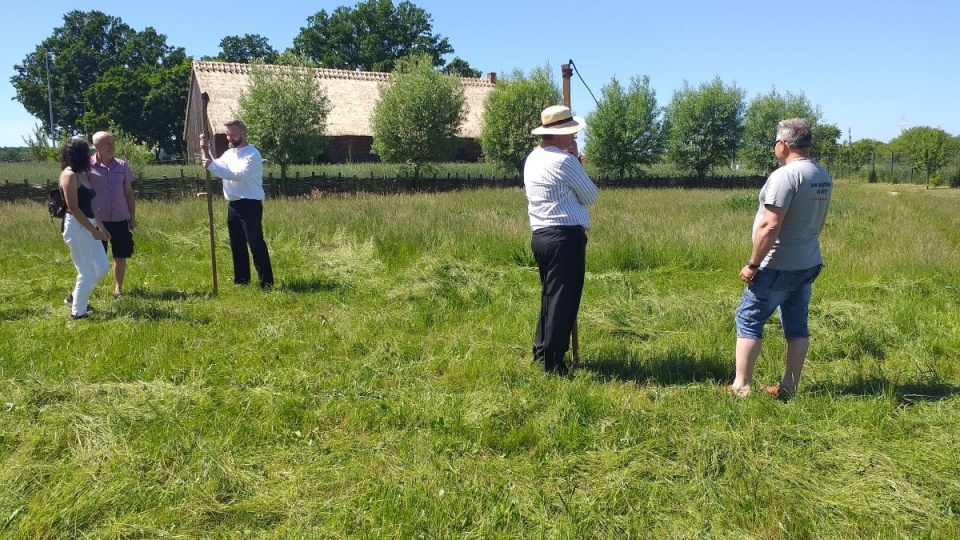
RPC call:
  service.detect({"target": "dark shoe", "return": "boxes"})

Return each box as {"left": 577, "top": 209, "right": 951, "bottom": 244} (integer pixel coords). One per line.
{"left": 70, "top": 313, "right": 88, "bottom": 320}
{"left": 544, "top": 361, "right": 569, "bottom": 377}
{"left": 65, "top": 295, "right": 95, "bottom": 311}
{"left": 260, "top": 282, "right": 273, "bottom": 290}
{"left": 113, "top": 291, "right": 123, "bottom": 299}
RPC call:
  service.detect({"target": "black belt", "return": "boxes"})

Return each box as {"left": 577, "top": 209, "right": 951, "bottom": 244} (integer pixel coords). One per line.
{"left": 535, "top": 225, "right": 586, "bottom": 232}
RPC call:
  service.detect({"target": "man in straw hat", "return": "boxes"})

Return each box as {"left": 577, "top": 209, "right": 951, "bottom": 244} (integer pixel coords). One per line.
{"left": 524, "top": 105, "right": 598, "bottom": 375}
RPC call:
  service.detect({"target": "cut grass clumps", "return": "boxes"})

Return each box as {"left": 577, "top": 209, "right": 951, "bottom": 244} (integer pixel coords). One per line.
{"left": 1, "top": 182, "right": 958, "bottom": 537}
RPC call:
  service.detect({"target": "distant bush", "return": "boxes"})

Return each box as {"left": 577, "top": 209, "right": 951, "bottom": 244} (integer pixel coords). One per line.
{"left": 107, "top": 127, "right": 153, "bottom": 181}
{"left": 0, "top": 147, "right": 31, "bottom": 162}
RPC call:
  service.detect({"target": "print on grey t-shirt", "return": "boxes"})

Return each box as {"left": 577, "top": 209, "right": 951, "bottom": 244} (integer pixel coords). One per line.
{"left": 752, "top": 158, "right": 832, "bottom": 270}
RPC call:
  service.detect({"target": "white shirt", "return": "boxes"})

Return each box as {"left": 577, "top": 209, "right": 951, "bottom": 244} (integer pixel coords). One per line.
{"left": 523, "top": 145, "right": 598, "bottom": 230}
{"left": 207, "top": 144, "right": 266, "bottom": 201}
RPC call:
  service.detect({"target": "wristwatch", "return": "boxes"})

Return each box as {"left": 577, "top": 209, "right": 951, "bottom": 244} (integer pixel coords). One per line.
{"left": 746, "top": 261, "right": 760, "bottom": 270}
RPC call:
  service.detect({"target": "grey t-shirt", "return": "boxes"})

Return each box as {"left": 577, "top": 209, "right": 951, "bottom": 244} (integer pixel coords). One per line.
{"left": 753, "top": 158, "right": 832, "bottom": 270}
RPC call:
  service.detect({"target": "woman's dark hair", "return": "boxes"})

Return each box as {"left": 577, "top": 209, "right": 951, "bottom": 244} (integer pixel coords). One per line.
{"left": 60, "top": 138, "right": 91, "bottom": 172}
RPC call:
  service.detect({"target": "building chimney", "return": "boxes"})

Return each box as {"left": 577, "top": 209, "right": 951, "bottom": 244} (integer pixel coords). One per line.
{"left": 486, "top": 72, "right": 497, "bottom": 84}
{"left": 561, "top": 63, "right": 573, "bottom": 108}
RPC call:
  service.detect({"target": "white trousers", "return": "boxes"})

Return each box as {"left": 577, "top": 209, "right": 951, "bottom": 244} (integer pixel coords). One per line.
{"left": 63, "top": 214, "right": 109, "bottom": 316}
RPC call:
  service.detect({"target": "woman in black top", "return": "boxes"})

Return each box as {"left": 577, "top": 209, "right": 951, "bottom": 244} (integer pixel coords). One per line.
{"left": 59, "top": 138, "right": 111, "bottom": 319}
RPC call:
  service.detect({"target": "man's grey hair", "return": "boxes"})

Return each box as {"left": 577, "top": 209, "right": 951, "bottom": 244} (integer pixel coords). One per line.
{"left": 224, "top": 119, "right": 247, "bottom": 132}
{"left": 92, "top": 131, "right": 113, "bottom": 145}
{"left": 776, "top": 118, "right": 812, "bottom": 150}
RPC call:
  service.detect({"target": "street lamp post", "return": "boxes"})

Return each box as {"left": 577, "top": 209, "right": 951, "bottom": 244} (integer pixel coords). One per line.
{"left": 75, "top": 99, "right": 85, "bottom": 135}
{"left": 45, "top": 52, "right": 55, "bottom": 147}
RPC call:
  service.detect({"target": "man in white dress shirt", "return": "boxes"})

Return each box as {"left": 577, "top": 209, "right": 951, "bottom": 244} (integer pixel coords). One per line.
{"left": 524, "top": 105, "right": 598, "bottom": 375}
{"left": 200, "top": 120, "right": 274, "bottom": 289}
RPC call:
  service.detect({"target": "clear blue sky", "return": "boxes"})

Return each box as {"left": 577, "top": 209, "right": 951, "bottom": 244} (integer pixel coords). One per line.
{"left": 3, "top": 0, "right": 957, "bottom": 147}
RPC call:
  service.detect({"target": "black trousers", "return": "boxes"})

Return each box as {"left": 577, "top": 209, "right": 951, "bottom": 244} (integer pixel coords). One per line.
{"left": 531, "top": 226, "right": 587, "bottom": 372}
{"left": 227, "top": 199, "right": 273, "bottom": 288}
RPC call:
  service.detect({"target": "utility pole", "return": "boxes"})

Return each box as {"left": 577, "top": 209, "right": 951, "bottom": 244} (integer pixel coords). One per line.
{"left": 45, "top": 52, "right": 55, "bottom": 147}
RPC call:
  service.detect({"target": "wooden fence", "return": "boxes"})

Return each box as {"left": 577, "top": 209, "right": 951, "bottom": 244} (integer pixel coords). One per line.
{"left": 0, "top": 172, "right": 766, "bottom": 204}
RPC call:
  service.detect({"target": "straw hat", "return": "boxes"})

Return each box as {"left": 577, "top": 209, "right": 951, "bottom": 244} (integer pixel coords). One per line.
{"left": 531, "top": 105, "right": 585, "bottom": 135}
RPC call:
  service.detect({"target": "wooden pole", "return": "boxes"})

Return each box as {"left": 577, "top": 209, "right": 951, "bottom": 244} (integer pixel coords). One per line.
{"left": 561, "top": 63, "right": 573, "bottom": 110}
{"left": 200, "top": 92, "right": 218, "bottom": 295}
{"left": 561, "top": 62, "right": 580, "bottom": 368}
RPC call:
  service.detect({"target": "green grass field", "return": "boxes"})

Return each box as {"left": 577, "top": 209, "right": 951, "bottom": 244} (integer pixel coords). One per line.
{"left": 1, "top": 183, "right": 958, "bottom": 538}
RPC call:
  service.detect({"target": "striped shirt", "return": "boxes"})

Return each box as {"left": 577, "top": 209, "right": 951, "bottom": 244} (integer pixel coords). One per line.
{"left": 87, "top": 156, "right": 133, "bottom": 222}
{"left": 523, "top": 145, "right": 598, "bottom": 231}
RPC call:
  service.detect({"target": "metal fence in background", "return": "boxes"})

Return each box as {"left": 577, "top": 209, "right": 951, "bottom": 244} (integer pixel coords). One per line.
{"left": 825, "top": 153, "right": 960, "bottom": 187}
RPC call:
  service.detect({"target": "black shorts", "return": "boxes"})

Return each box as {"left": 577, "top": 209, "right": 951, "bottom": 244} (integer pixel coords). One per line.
{"left": 101, "top": 220, "right": 134, "bottom": 258}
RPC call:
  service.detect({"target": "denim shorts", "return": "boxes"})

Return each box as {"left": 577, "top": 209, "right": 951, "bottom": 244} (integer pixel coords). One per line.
{"left": 735, "top": 264, "right": 822, "bottom": 340}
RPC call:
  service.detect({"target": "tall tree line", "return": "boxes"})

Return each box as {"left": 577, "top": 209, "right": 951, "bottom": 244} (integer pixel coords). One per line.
{"left": 11, "top": 2, "right": 480, "bottom": 157}
{"left": 11, "top": 10, "right": 190, "bottom": 154}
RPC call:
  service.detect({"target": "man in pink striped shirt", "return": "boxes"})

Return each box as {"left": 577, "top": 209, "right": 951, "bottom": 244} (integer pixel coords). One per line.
{"left": 87, "top": 131, "right": 136, "bottom": 299}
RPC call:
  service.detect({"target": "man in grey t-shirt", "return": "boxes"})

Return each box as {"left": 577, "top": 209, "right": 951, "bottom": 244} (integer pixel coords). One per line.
{"left": 727, "top": 118, "right": 832, "bottom": 399}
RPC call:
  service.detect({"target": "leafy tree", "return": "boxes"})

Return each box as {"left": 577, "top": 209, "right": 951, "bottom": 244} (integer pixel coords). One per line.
{"left": 237, "top": 64, "right": 330, "bottom": 181}
{"left": 947, "top": 135, "right": 960, "bottom": 162}
{"left": 889, "top": 126, "right": 953, "bottom": 185}
{"left": 22, "top": 124, "right": 59, "bottom": 162}
{"left": 294, "top": 0, "right": 453, "bottom": 72}
{"left": 82, "top": 57, "right": 191, "bottom": 154}
{"left": 11, "top": 10, "right": 188, "bottom": 153}
{"left": 665, "top": 77, "right": 745, "bottom": 180}
{"left": 584, "top": 75, "right": 667, "bottom": 178}
{"left": 442, "top": 57, "right": 481, "bottom": 78}
{"left": 810, "top": 123, "right": 842, "bottom": 164}
{"left": 741, "top": 89, "right": 820, "bottom": 172}
{"left": 106, "top": 125, "right": 154, "bottom": 181}
{"left": 950, "top": 135, "right": 960, "bottom": 187}
{"left": 841, "top": 138, "right": 884, "bottom": 172}
{"left": 0, "top": 147, "right": 31, "bottom": 162}
{"left": 274, "top": 50, "right": 319, "bottom": 67}
{"left": 479, "top": 66, "right": 561, "bottom": 178}
{"left": 370, "top": 54, "right": 466, "bottom": 174}
{"left": 218, "top": 34, "right": 278, "bottom": 63}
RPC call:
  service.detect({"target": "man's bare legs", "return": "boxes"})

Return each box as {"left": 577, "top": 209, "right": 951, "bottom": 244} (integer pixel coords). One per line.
{"left": 730, "top": 337, "right": 763, "bottom": 395}
{"left": 730, "top": 336, "right": 808, "bottom": 396}
{"left": 113, "top": 257, "right": 127, "bottom": 296}
{"left": 779, "top": 337, "right": 809, "bottom": 394}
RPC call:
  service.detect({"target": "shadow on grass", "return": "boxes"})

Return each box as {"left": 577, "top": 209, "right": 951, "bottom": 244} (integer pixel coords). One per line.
{"left": 98, "top": 305, "right": 211, "bottom": 323}
{"left": 0, "top": 306, "right": 44, "bottom": 322}
{"left": 808, "top": 377, "right": 960, "bottom": 405}
{"left": 280, "top": 277, "right": 342, "bottom": 293}
{"left": 124, "top": 287, "right": 208, "bottom": 301}
{"left": 579, "top": 349, "right": 732, "bottom": 386}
